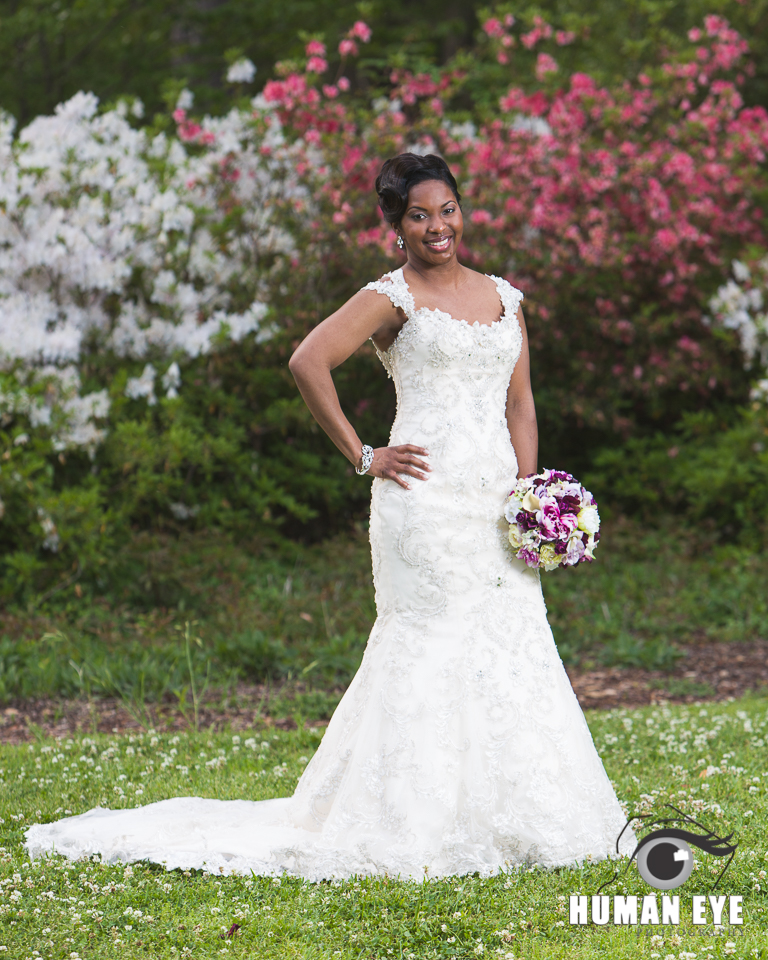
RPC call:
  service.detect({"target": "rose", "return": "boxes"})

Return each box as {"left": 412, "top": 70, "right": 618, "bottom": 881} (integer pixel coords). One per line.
{"left": 508, "top": 526, "right": 524, "bottom": 550}
{"left": 577, "top": 504, "right": 600, "bottom": 535}
{"left": 540, "top": 543, "right": 563, "bottom": 569}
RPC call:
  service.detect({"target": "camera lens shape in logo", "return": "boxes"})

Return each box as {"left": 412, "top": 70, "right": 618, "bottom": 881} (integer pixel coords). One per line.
{"left": 637, "top": 836, "right": 694, "bottom": 890}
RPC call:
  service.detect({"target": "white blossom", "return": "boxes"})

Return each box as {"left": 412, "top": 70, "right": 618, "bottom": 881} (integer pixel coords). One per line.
{"left": 708, "top": 258, "right": 768, "bottom": 379}
{"left": 169, "top": 502, "right": 200, "bottom": 520}
{"left": 0, "top": 86, "right": 301, "bottom": 456}
{"left": 226, "top": 59, "right": 257, "bottom": 84}
{"left": 36, "top": 507, "right": 60, "bottom": 552}
{"left": 161, "top": 362, "right": 181, "bottom": 399}
{"left": 125, "top": 364, "right": 157, "bottom": 405}
{"left": 176, "top": 89, "right": 194, "bottom": 111}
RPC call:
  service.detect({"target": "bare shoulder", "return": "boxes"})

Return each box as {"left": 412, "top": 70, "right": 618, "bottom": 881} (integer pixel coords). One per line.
{"left": 459, "top": 264, "right": 496, "bottom": 288}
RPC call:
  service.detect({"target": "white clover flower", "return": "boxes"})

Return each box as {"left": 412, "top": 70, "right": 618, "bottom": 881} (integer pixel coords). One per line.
{"left": 227, "top": 59, "right": 257, "bottom": 84}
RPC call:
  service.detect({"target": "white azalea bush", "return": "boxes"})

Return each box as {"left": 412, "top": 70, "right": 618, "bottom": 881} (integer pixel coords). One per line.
{"left": 0, "top": 90, "right": 309, "bottom": 596}
{"left": 707, "top": 254, "right": 768, "bottom": 404}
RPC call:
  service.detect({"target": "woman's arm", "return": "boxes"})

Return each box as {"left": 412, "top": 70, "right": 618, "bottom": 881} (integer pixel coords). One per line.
{"left": 288, "top": 289, "right": 430, "bottom": 489}
{"left": 505, "top": 305, "right": 538, "bottom": 478}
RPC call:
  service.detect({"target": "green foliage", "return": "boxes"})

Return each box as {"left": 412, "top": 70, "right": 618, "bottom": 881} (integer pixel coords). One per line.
{"left": 2, "top": 0, "right": 766, "bottom": 131}
{"left": 0, "top": 0, "right": 481, "bottom": 127}
{"left": 2, "top": 700, "right": 768, "bottom": 954}
{"left": 2, "top": 521, "right": 768, "bottom": 706}
{"left": 586, "top": 407, "right": 768, "bottom": 546}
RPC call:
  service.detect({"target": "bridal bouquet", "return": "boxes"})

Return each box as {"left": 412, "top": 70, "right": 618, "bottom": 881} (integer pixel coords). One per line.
{"left": 504, "top": 469, "right": 600, "bottom": 571}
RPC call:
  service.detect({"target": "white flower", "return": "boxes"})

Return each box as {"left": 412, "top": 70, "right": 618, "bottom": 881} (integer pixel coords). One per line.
{"left": 169, "top": 502, "right": 200, "bottom": 520}
{"left": 733, "top": 259, "right": 750, "bottom": 282}
{"left": 37, "top": 507, "right": 60, "bottom": 552}
{"left": 521, "top": 490, "right": 540, "bottom": 512}
{"left": 125, "top": 363, "right": 157, "bottom": 405}
{"left": 176, "top": 89, "right": 194, "bottom": 111}
{"left": 576, "top": 503, "right": 600, "bottom": 534}
{"left": 227, "top": 59, "right": 257, "bottom": 84}
{"left": 161, "top": 361, "right": 181, "bottom": 398}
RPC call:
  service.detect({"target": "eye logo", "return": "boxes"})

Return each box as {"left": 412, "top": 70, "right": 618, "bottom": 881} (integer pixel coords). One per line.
{"left": 599, "top": 804, "right": 738, "bottom": 893}
{"left": 636, "top": 835, "right": 693, "bottom": 890}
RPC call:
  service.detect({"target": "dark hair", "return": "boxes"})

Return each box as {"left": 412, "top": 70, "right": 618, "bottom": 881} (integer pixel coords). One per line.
{"left": 375, "top": 153, "right": 461, "bottom": 226}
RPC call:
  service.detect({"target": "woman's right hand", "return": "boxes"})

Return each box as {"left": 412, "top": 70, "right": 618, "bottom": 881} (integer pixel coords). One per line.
{"left": 367, "top": 444, "right": 430, "bottom": 489}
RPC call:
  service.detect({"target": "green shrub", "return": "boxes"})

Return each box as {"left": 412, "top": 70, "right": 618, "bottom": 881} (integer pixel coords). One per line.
{"left": 586, "top": 406, "right": 768, "bottom": 545}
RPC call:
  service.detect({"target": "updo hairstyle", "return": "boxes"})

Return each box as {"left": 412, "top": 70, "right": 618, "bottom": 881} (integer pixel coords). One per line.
{"left": 375, "top": 153, "right": 461, "bottom": 226}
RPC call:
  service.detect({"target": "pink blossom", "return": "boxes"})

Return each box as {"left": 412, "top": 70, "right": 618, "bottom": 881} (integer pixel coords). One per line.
{"left": 556, "top": 30, "right": 576, "bottom": 46}
{"left": 305, "top": 40, "right": 326, "bottom": 57}
{"left": 471, "top": 210, "right": 493, "bottom": 224}
{"left": 337, "top": 76, "right": 350, "bottom": 91}
{"left": 349, "top": 21, "right": 372, "bottom": 42}
{"left": 704, "top": 14, "right": 727, "bottom": 37}
{"left": 570, "top": 73, "right": 595, "bottom": 94}
{"left": 306, "top": 57, "right": 328, "bottom": 74}
{"left": 322, "top": 84, "right": 339, "bottom": 98}
{"left": 536, "top": 53, "right": 559, "bottom": 81}
{"left": 339, "top": 39, "right": 358, "bottom": 57}
{"left": 483, "top": 18, "right": 504, "bottom": 38}
{"left": 677, "top": 336, "right": 702, "bottom": 355}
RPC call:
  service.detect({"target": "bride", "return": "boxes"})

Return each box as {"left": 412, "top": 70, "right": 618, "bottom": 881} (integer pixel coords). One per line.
{"left": 26, "top": 153, "right": 635, "bottom": 880}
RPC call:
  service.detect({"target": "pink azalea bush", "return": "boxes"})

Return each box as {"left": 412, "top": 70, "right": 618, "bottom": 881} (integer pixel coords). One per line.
{"left": 251, "top": 14, "right": 767, "bottom": 442}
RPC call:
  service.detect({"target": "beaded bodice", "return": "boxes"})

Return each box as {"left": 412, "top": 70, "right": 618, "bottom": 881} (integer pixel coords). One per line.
{"left": 361, "top": 267, "right": 525, "bottom": 498}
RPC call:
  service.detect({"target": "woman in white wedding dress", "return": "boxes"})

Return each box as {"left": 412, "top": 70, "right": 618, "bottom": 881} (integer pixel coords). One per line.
{"left": 26, "top": 153, "right": 635, "bottom": 880}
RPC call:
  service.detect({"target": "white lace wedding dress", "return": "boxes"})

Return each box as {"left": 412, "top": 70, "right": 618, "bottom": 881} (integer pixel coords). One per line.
{"left": 25, "top": 267, "right": 636, "bottom": 880}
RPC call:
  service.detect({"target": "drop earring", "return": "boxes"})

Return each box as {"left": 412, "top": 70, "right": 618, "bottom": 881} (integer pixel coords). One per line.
{"left": 396, "top": 235, "right": 404, "bottom": 250}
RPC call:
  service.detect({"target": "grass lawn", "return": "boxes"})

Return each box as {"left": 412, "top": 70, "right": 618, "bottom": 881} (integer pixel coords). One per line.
{"left": 1, "top": 694, "right": 767, "bottom": 958}
{"left": 2, "top": 518, "right": 768, "bottom": 714}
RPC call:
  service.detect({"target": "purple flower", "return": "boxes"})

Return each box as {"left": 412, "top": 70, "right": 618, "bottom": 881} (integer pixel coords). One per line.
{"left": 558, "top": 494, "right": 580, "bottom": 515}
{"left": 565, "top": 536, "right": 586, "bottom": 565}
{"left": 518, "top": 547, "right": 540, "bottom": 568}
{"left": 515, "top": 510, "right": 539, "bottom": 531}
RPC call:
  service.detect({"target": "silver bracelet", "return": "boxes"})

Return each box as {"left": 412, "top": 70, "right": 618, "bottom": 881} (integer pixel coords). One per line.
{"left": 355, "top": 444, "right": 374, "bottom": 475}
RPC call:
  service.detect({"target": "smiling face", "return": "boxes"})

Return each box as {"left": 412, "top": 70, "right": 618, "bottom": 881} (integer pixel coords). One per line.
{"left": 397, "top": 179, "right": 463, "bottom": 265}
